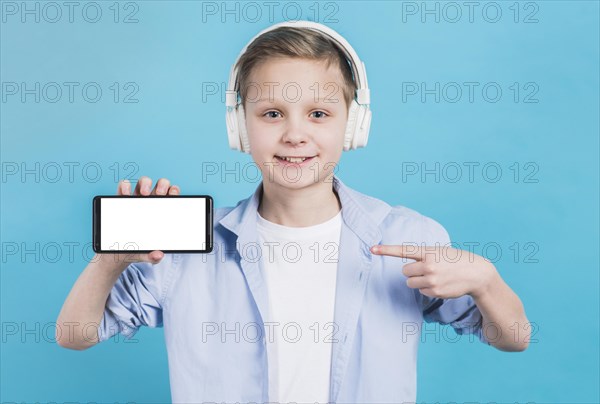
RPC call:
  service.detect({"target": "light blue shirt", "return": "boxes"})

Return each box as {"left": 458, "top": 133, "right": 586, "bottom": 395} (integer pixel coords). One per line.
{"left": 98, "top": 174, "right": 489, "bottom": 403}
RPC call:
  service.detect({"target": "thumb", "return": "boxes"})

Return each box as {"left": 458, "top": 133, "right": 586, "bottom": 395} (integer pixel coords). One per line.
{"left": 147, "top": 250, "right": 164, "bottom": 263}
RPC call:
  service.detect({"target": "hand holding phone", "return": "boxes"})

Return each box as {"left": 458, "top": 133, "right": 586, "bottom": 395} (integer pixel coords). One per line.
{"left": 93, "top": 176, "right": 184, "bottom": 269}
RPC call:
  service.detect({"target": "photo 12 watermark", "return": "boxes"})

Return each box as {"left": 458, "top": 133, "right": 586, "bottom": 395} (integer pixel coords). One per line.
{"left": 1, "top": 320, "right": 138, "bottom": 345}
{"left": 1, "top": 161, "right": 140, "bottom": 184}
{"left": 400, "top": 1, "right": 540, "bottom": 24}
{"left": 200, "top": 1, "right": 341, "bottom": 24}
{"left": 401, "top": 82, "right": 540, "bottom": 104}
{"left": 2, "top": 82, "right": 140, "bottom": 104}
{"left": 1, "top": 1, "right": 140, "bottom": 24}
{"left": 200, "top": 160, "right": 341, "bottom": 184}
{"left": 203, "top": 79, "right": 344, "bottom": 104}
{"left": 400, "top": 161, "right": 540, "bottom": 184}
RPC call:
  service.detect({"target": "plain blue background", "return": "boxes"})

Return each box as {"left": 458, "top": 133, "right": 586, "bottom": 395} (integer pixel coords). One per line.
{"left": 1, "top": 1, "right": 598, "bottom": 403}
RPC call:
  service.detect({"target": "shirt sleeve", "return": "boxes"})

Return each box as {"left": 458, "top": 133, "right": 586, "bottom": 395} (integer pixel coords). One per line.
{"left": 97, "top": 254, "right": 178, "bottom": 342}
{"left": 418, "top": 216, "right": 491, "bottom": 346}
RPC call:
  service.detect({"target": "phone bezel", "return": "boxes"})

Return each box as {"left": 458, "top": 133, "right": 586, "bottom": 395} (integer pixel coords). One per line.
{"left": 92, "top": 195, "right": 214, "bottom": 254}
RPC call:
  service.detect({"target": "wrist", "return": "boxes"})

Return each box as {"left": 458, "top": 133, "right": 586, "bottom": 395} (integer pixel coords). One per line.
{"left": 92, "top": 254, "right": 130, "bottom": 274}
{"left": 470, "top": 261, "right": 499, "bottom": 300}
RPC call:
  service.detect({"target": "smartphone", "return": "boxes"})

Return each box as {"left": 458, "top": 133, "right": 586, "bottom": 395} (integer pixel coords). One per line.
{"left": 93, "top": 195, "right": 213, "bottom": 253}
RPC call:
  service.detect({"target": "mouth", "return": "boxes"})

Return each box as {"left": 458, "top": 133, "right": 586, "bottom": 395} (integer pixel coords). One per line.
{"left": 274, "top": 155, "right": 317, "bottom": 166}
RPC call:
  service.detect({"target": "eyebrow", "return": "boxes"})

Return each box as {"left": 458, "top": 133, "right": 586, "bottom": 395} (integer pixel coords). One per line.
{"left": 252, "top": 97, "right": 342, "bottom": 104}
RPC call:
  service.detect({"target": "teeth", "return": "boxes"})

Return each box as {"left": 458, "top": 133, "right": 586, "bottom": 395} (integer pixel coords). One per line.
{"left": 278, "top": 156, "right": 309, "bottom": 163}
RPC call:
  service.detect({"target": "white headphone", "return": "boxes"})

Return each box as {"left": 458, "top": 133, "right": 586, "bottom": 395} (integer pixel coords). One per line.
{"left": 225, "top": 20, "right": 372, "bottom": 154}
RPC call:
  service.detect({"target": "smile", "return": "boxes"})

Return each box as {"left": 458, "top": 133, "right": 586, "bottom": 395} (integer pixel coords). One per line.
{"left": 275, "top": 155, "right": 316, "bottom": 165}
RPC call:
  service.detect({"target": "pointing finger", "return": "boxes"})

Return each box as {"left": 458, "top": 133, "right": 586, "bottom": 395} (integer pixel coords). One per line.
{"left": 371, "top": 244, "right": 424, "bottom": 260}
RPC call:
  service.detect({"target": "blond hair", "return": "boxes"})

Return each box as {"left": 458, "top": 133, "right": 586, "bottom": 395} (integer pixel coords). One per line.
{"left": 234, "top": 26, "right": 357, "bottom": 110}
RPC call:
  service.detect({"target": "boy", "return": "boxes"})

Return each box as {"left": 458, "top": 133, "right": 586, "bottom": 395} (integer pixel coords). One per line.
{"left": 57, "top": 21, "right": 530, "bottom": 403}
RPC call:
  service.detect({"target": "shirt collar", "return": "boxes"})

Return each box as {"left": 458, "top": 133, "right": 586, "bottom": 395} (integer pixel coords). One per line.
{"left": 218, "top": 174, "right": 391, "bottom": 247}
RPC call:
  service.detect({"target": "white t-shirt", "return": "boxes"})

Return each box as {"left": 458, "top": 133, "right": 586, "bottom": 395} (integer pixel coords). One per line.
{"left": 256, "top": 209, "right": 342, "bottom": 403}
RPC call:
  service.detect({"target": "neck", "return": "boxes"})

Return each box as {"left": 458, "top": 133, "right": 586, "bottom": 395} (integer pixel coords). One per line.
{"left": 258, "top": 179, "right": 341, "bottom": 227}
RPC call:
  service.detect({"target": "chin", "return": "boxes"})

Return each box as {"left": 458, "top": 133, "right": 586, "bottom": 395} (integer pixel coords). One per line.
{"left": 274, "top": 172, "right": 334, "bottom": 189}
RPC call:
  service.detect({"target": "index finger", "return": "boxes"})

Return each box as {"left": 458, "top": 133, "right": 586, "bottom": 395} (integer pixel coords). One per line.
{"left": 117, "top": 179, "right": 131, "bottom": 195}
{"left": 370, "top": 244, "right": 423, "bottom": 260}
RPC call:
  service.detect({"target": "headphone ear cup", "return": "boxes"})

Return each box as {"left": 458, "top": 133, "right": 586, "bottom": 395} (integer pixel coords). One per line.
{"left": 226, "top": 106, "right": 242, "bottom": 151}
{"left": 343, "top": 100, "right": 360, "bottom": 151}
{"left": 238, "top": 104, "right": 251, "bottom": 154}
{"left": 353, "top": 106, "right": 372, "bottom": 149}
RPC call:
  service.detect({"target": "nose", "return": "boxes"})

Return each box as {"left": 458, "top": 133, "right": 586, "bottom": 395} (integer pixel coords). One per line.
{"left": 281, "top": 115, "right": 309, "bottom": 146}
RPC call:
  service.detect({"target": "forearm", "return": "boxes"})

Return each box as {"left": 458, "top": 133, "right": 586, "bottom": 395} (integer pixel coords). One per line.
{"left": 471, "top": 269, "right": 530, "bottom": 352}
{"left": 56, "top": 255, "right": 128, "bottom": 350}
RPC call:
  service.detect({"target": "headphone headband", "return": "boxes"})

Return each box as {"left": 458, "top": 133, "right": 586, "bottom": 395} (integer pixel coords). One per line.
{"left": 226, "top": 20, "right": 370, "bottom": 108}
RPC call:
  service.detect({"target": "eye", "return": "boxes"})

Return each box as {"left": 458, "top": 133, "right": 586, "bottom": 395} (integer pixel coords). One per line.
{"left": 263, "top": 110, "right": 281, "bottom": 119}
{"left": 311, "top": 111, "right": 328, "bottom": 119}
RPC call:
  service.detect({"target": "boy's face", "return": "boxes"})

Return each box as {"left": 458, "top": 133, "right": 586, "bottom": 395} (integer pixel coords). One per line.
{"left": 244, "top": 57, "right": 349, "bottom": 191}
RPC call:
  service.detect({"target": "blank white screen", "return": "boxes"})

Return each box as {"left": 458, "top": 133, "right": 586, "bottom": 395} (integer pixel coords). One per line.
{"left": 100, "top": 198, "right": 207, "bottom": 251}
